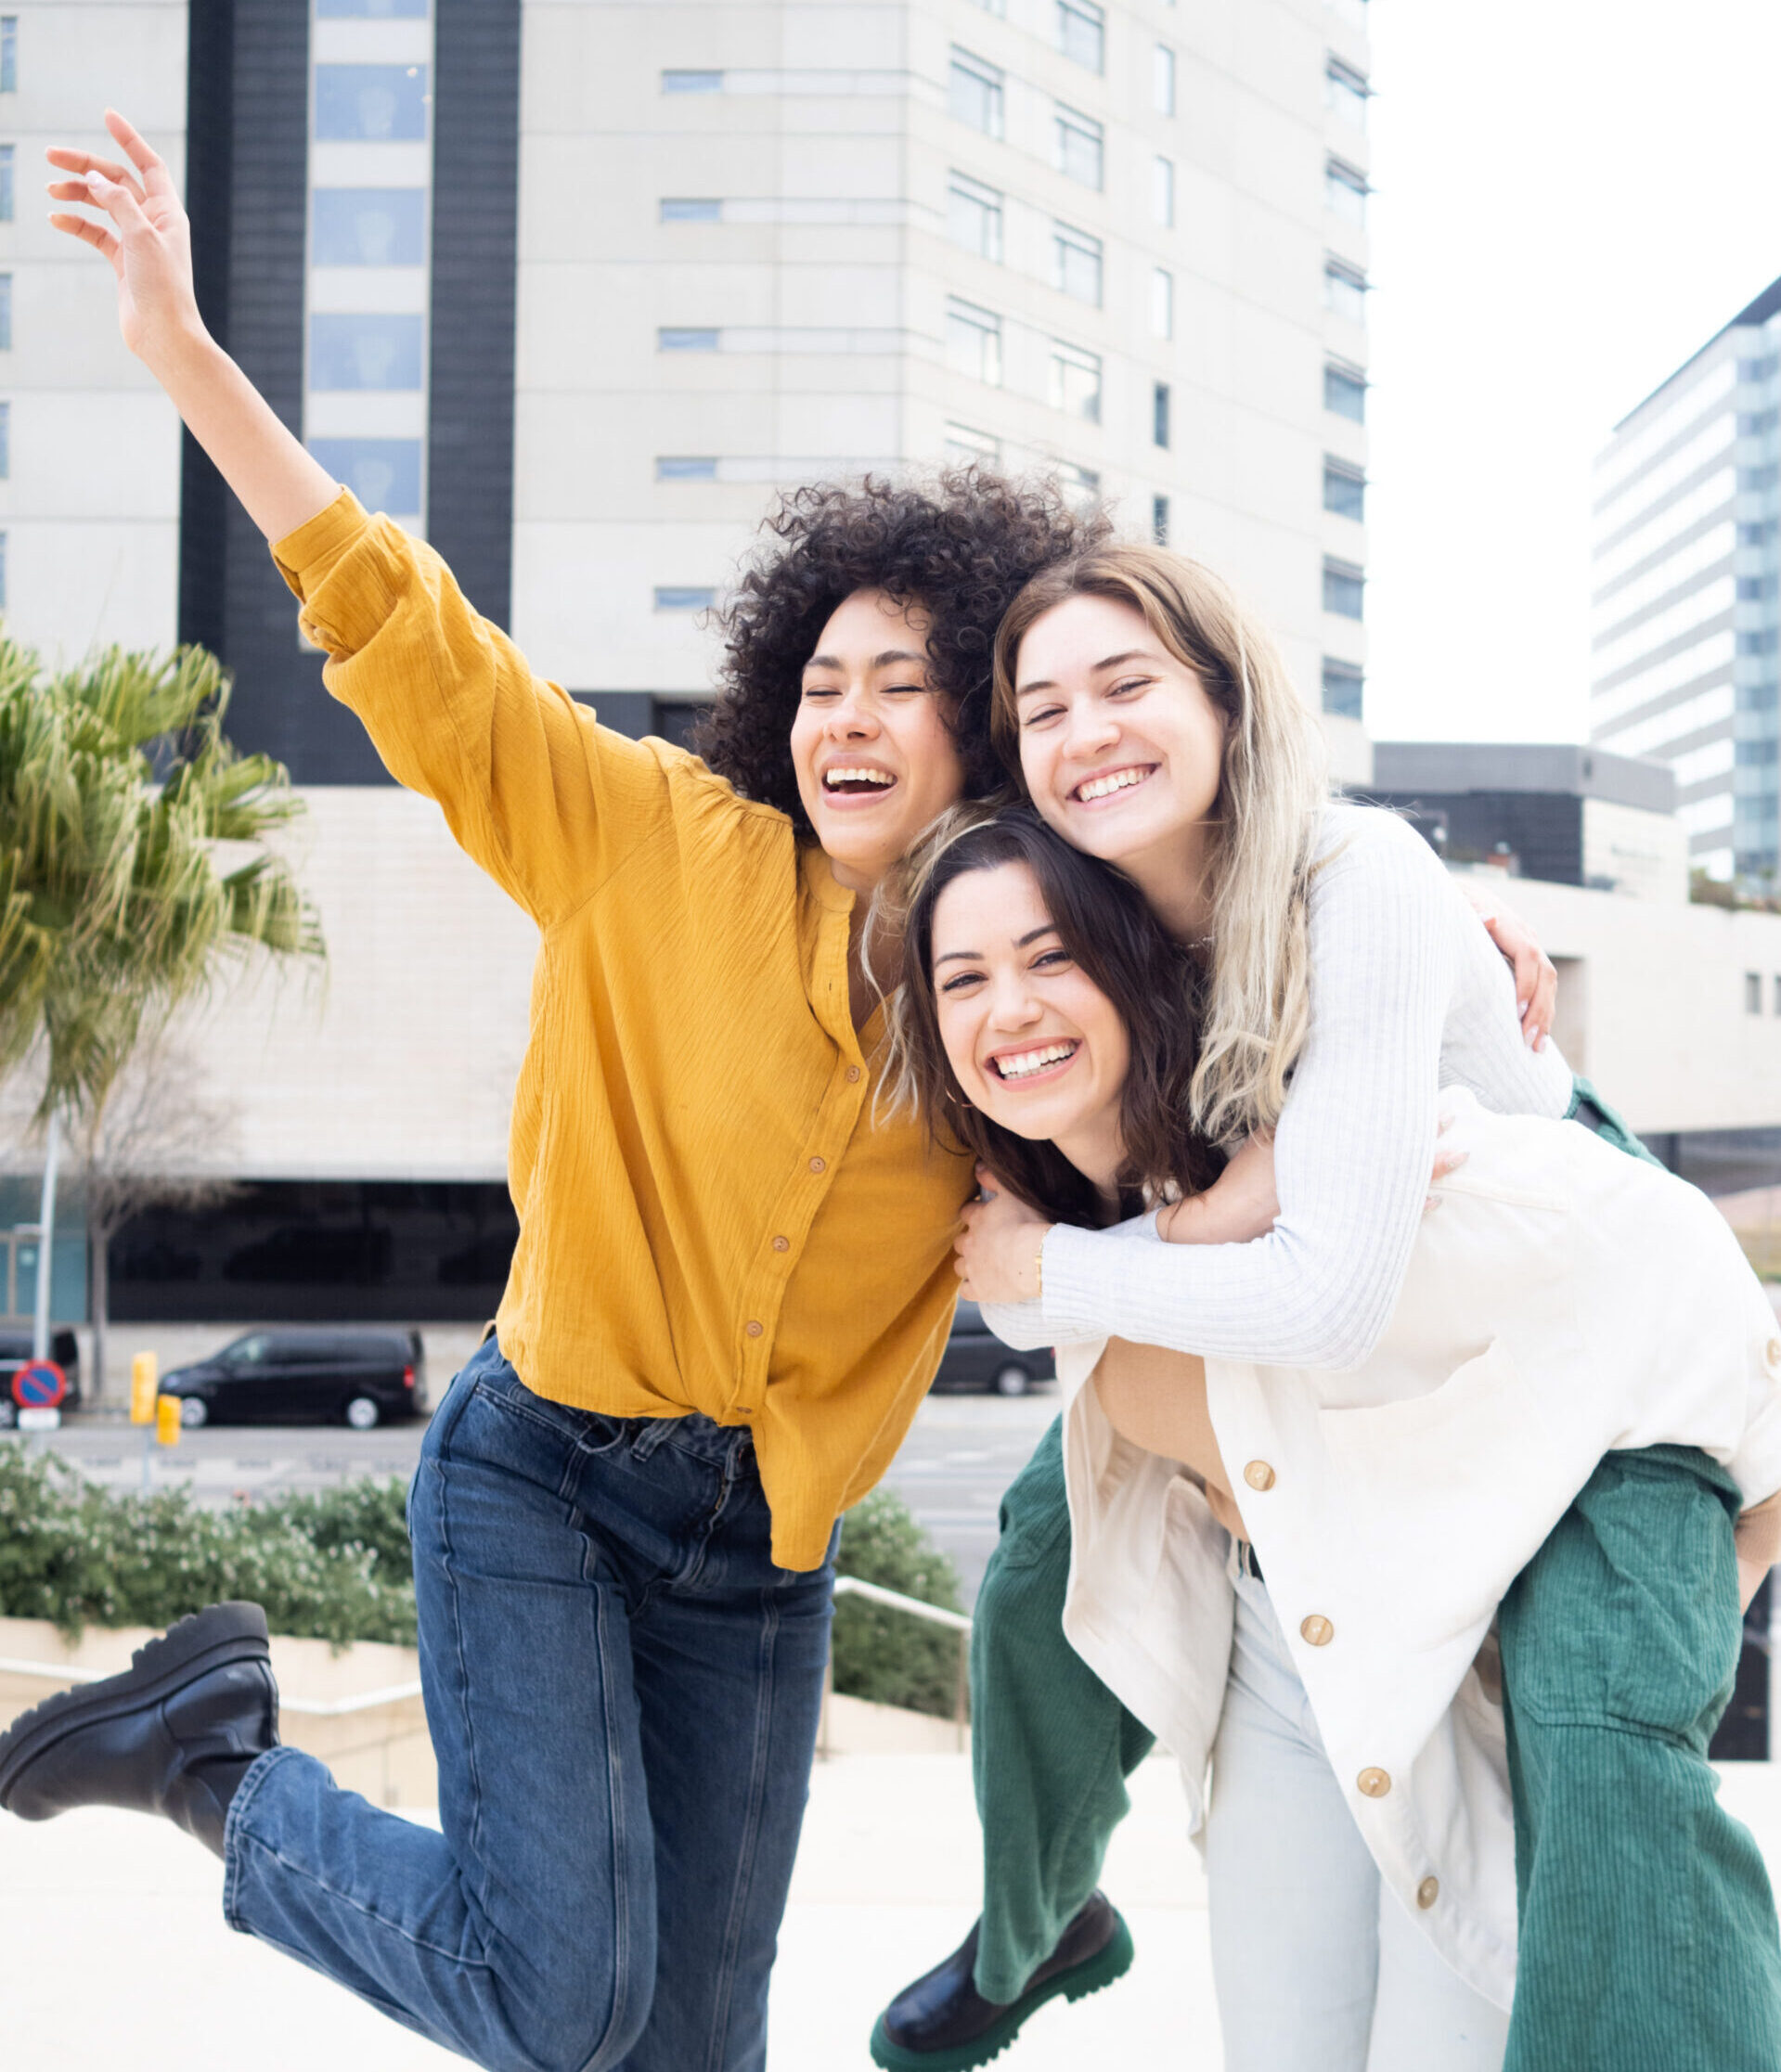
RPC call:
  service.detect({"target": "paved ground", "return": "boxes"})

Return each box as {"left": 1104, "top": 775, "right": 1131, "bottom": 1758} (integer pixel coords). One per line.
{"left": 8, "top": 1752, "right": 1781, "bottom": 2071}
{"left": 32, "top": 1383, "right": 1060, "bottom": 1604}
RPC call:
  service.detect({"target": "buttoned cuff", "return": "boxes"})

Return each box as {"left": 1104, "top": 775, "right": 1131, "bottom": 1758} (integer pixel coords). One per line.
{"left": 268, "top": 488, "right": 406, "bottom": 659}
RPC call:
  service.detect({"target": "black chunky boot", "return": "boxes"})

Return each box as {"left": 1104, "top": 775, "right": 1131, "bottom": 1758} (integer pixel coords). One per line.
{"left": 0, "top": 1601, "right": 279, "bottom": 1857}
{"left": 870, "top": 1890, "right": 1134, "bottom": 2070}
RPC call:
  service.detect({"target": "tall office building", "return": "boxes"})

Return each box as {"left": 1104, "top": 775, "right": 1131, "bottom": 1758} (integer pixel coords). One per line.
{"left": 6, "top": 0, "right": 1374, "bottom": 1332}
{"left": 1589, "top": 275, "right": 1781, "bottom": 885}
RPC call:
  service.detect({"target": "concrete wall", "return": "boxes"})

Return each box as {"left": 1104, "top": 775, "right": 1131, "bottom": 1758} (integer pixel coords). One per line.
{"left": 6, "top": 2, "right": 187, "bottom": 663}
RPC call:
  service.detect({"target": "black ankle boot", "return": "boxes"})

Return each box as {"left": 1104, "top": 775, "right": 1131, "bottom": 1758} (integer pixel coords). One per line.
{"left": 870, "top": 1890, "right": 1134, "bottom": 2070}
{"left": 0, "top": 1602, "right": 279, "bottom": 1858}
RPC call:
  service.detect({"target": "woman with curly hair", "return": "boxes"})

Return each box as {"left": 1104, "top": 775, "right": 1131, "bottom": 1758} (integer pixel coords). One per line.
{"left": 4, "top": 110, "right": 1101, "bottom": 2072}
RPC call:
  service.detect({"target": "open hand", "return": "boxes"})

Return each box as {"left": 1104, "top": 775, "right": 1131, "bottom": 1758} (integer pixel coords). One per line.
{"left": 1458, "top": 882, "right": 1557, "bottom": 1052}
{"left": 47, "top": 109, "right": 201, "bottom": 367}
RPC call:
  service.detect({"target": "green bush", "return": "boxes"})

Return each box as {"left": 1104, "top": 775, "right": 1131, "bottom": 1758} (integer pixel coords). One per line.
{"left": 833, "top": 1486, "right": 968, "bottom": 1719}
{"left": 0, "top": 1448, "right": 969, "bottom": 1717}
{"left": 0, "top": 1448, "right": 415, "bottom": 1648}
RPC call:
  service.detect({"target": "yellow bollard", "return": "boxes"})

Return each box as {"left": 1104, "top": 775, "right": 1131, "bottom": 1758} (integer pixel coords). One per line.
{"left": 155, "top": 1394, "right": 181, "bottom": 1448}
{"left": 130, "top": 1351, "right": 159, "bottom": 1425}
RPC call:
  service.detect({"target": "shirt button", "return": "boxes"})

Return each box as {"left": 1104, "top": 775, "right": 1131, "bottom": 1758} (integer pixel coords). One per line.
{"left": 745, "top": 1320, "right": 764, "bottom": 1339}
{"left": 1417, "top": 1876, "right": 1440, "bottom": 1910}
{"left": 1357, "top": 1768, "right": 1392, "bottom": 1799}
{"left": 845, "top": 1065, "right": 862, "bottom": 1083}
{"left": 1766, "top": 1337, "right": 1781, "bottom": 1371}
{"left": 1300, "top": 1615, "right": 1334, "bottom": 1647}
{"left": 809, "top": 1156, "right": 827, "bottom": 1175}
{"left": 1243, "top": 1461, "right": 1275, "bottom": 1492}
{"left": 772, "top": 1236, "right": 790, "bottom": 1253}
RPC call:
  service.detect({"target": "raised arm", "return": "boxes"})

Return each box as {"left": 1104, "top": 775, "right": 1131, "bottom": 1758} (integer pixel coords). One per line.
{"left": 49, "top": 110, "right": 338, "bottom": 543}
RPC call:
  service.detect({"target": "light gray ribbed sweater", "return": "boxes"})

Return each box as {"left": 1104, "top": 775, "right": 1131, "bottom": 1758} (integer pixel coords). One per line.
{"left": 1011, "top": 802, "right": 1576, "bottom": 1371}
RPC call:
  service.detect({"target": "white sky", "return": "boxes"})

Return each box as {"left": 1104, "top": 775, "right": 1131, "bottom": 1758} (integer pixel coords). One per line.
{"left": 1364, "top": 0, "right": 1781, "bottom": 746}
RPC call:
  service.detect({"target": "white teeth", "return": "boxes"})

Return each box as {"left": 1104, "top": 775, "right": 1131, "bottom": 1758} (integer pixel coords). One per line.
{"left": 1075, "top": 767, "right": 1150, "bottom": 803}
{"left": 823, "top": 766, "right": 896, "bottom": 790}
{"left": 994, "top": 1041, "right": 1078, "bottom": 1079}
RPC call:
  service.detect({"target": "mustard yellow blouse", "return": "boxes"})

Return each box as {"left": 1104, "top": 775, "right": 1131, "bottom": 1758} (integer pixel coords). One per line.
{"left": 274, "top": 491, "right": 974, "bottom": 1569}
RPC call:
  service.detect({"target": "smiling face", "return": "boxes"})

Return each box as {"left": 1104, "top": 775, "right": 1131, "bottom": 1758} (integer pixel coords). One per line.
{"left": 930, "top": 858, "right": 1129, "bottom": 1189}
{"left": 789, "top": 588, "right": 970, "bottom": 894}
{"left": 1011, "top": 592, "right": 1229, "bottom": 935}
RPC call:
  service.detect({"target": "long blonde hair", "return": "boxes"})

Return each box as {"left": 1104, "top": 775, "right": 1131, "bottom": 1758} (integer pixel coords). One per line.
{"left": 990, "top": 544, "right": 1329, "bottom": 1143}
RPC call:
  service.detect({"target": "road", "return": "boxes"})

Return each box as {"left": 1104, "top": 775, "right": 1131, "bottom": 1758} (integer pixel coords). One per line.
{"left": 25, "top": 1384, "right": 1061, "bottom": 1607}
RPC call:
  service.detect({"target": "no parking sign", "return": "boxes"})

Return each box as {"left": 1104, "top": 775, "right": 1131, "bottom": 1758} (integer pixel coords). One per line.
{"left": 12, "top": 1360, "right": 67, "bottom": 1429}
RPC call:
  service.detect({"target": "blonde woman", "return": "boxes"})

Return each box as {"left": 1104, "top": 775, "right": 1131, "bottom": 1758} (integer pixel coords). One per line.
{"left": 872, "top": 547, "right": 1781, "bottom": 2072}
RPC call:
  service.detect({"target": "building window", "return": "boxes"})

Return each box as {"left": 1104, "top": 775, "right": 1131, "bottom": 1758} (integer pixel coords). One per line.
{"left": 307, "top": 437, "right": 421, "bottom": 514}
{"left": 659, "top": 328, "right": 720, "bottom": 352}
{"left": 316, "top": 64, "right": 431, "bottom": 140}
{"left": 1326, "top": 158, "right": 1367, "bottom": 225}
{"left": 1326, "top": 58, "right": 1369, "bottom": 129}
{"left": 1323, "top": 558, "right": 1364, "bottom": 620}
{"left": 1322, "top": 658, "right": 1364, "bottom": 720}
{"left": 1153, "top": 380, "right": 1171, "bottom": 449}
{"left": 1741, "top": 355, "right": 1781, "bottom": 383}
{"left": 1053, "top": 460, "right": 1101, "bottom": 513}
{"left": 949, "top": 172, "right": 1003, "bottom": 262}
{"left": 1325, "top": 360, "right": 1366, "bottom": 420}
{"left": 1152, "top": 495, "right": 1169, "bottom": 545}
{"left": 1774, "top": 975, "right": 1781, "bottom": 1016}
{"left": 1324, "top": 259, "right": 1368, "bottom": 326}
{"left": 950, "top": 50, "right": 1005, "bottom": 139}
{"left": 1739, "top": 463, "right": 1780, "bottom": 494}
{"left": 1153, "top": 155, "right": 1175, "bottom": 226}
{"left": 662, "top": 71, "right": 722, "bottom": 94}
{"left": 1323, "top": 457, "right": 1365, "bottom": 521}
{"left": 1741, "top": 521, "right": 1780, "bottom": 548}
{"left": 0, "top": 144, "right": 17, "bottom": 223}
{"left": 313, "top": 189, "right": 427, "bottom": 264}
{"left": 309, "top": 313, "right": 424, "bottom": 392}
{"left": 947, "top": 297, "right": 1003, "bottom": 386}
{"left": 1739, "top": 409, "right": 1780, "bottom": 437}
{"left": 1057, "top": 0, "right": 1104, "bottom": 73}
{"left": 1049, "top": 340, "right": 1103, "bottom": 422}
{"left": 661, "top": 198, "right": 722, "bottom": 222}
{"left": 0, "top": 274, "right": 11, "bottom": 353}
{"left": 1747, "top": 972, "right": 1763, "bottom": 1015}
{"left": 656, "top": 457, "right": 718, "bottom": 481}
{"left": 1151, "top": 267, "right": 1174, "bottom": 340}
{"left": 1154, "top": 44, "right": 1176, "bottom": 116}
{"left": 1053, "top": 223, "right": 1103, "bottom": 307}
{"left": 1739, "top": 574, "right": 1780, "bottom": 602}
{"left": 0, "top": 19, "right": 17, "bottom": 95}
{"left": 945, "top": 423, "right": 1001, "bottom": 467}
{"left": 1055, "top": 106, "right": 1104, "bottom": 189}
{"left": 655, "top": 586, "right": 716, "bottom": 611}
{"left": 0, "top": 399, "right": 9, "bottom": 479}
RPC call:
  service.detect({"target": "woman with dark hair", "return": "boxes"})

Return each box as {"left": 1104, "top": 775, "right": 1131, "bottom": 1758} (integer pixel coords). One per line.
{"left": 1, "top": 111, "right": 1103, "bottom": 2072}
{"left": 886, "top": 808, "right": 1781, "bottom": 2072}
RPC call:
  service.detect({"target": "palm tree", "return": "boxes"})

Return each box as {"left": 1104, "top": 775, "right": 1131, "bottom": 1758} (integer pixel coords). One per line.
{"left": 0, "top": 637, "right": 324, "bottom": 1395}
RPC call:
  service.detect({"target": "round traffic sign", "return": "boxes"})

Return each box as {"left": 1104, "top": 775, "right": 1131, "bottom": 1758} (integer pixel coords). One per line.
{"left": 13, "top": 1360, "right": 67, "bottom": 1409}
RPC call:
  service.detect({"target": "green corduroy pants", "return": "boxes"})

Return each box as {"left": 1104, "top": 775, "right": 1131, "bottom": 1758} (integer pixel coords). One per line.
{"left": 970, "top": 1081, "right": 1781, "bottom": 2060}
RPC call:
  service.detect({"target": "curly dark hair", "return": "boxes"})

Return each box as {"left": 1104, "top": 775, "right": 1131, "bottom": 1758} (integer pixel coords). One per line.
{"left": 696, "top": 470, "right": 1108, "bottom": 836}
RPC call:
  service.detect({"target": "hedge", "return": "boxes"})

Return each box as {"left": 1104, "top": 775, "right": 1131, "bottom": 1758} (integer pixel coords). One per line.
{"left": 0, "top": 1448, "right": 969, "bottom": 1716}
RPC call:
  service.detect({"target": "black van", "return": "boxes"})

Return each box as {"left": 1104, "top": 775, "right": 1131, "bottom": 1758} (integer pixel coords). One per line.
{"left": 0, "top": 1328, "right": 83, "bottom": 1426}
{"left": 158, "top": 1329, "right": 425, "bottom": 1430}
{"left": 932, "top": 1302, "right": 1054, "bottom": 1397}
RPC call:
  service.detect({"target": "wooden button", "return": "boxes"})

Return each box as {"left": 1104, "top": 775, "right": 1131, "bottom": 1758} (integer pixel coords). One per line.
{"left": 1417, "top": 1876, "right": 1439, "bottom": 1910}
{"left": 1300, "top": 1615, "right": 1334, "bottom": 1647}
{"left": 745, "top": 1320, "right": 764, "bottom": 1339}
{"left": 1357, "top": 1768, "right": 1391, "bottom": 1799}
{"left": 845, "top": 1065, "right": 862, "bottom": 1083}
{"left": 809, "top": 1156, "right": 827, "bottom": 1174}
{"left": 1767, "top": 1337, "right": 1781, "bottom": 1371}
{"left": 1243, "top": 1461, "right": 1275, "bottom": 1492}
{"left": 772, "top": 1236, "right": 790, "bottom": 1253}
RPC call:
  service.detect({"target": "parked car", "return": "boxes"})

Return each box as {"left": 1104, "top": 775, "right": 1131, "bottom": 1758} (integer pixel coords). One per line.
{"left": 933, "top": 1301, "right": 1054, "bottom": 1397}
{"left": 0, "top": 1329, "right": 83, "bottom": 1426}
{"left": 158, "top": 1329, "right": 425, "bottom": 1430}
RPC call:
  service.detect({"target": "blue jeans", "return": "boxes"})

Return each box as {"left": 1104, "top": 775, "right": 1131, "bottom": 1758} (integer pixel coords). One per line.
{"left": 221, "top": 1338, "right": 837, "bottom": 2072}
